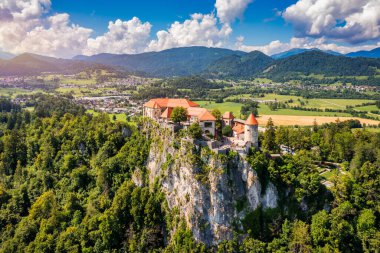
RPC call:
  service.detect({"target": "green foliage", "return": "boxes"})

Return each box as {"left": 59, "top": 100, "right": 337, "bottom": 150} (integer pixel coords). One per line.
{"left": 0, "top": 98, "right": 379, "bottom": 253}
{"left": 262, "top": 118, "right": 277, "bottom": 152}
{"left": 222, "top": 125, "right": 233, "bottom": 137}
{"left": 171, "top": 106, "right": 188, "bottom": 123}
{"left": 241, "top": 101, "right": 259, "bottom": 118}
{"left": 189, "top": 123, "right": 203, "bottom": 139}
{"left": 206, "top": 51, "right": 274, "bottom": 78}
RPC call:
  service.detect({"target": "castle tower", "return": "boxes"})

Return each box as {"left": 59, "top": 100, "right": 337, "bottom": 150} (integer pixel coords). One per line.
{"left": 244, "top": 113, "right": 259, "bottom": 149}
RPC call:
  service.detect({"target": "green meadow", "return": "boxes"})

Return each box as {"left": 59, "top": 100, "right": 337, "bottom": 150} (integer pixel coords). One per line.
{"left": 86, "top": 109, "right": 127, "bottom": 122}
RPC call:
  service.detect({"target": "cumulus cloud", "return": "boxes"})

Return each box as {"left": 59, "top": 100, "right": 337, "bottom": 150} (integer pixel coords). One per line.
{"left": 0, "top": 0, "right": 92, "bottom": 58}
{"left": 0, "top": 7, "right": 13, "bottom": 21}
{"left": 215, "top": 0, "right": 253, "bottom": 24}
{"left": 236, "top": 36, "right": 380, "bottom": 55}
{"left": 148, "top": 13, "right": 232, "bottom": 51}
{"left": 16, "top": 14, "right": 92, "bottom": 58}
{"left": 283, "top": 0, "right": 380, "bottom": 44}
{"left": 84, "top": 18, "right": 152, "bottom": 55}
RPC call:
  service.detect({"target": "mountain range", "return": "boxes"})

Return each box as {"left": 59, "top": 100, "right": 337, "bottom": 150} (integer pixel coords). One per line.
{"left": 1, "top": 47, "right": 380, "bottom": 81}
{"left": 74, "top": 47, "right": 246, "bottom": 77}
{"left": 346, "top": 47, "right": 380, "bottom": 58}
{"left": 271, "top": 48, "right": 342, "bottom": 59}
{"left": 0, "top": 53, "right": 109, "bottom": 76}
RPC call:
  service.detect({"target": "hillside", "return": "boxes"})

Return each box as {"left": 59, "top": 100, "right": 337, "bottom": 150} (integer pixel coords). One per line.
{"left": 346, "top": 47, "right": 380, "bottom": 58}
{"left": 0, "top": 53, "right": 107, "bottom": 76}
{"left": 271, "top": 48, "right": 341, "bottom": 59}
{"left": 0, "top": 50, "right": 14, "bottom": 60}
{"left": 0, "top": 96, "right": 378, "bottom": 252}
{"left": 75, "top": 46, "right": 246, "bottom": 77}
{"left": 264, "top": 51, "right": 380, "bottom": 80}
{"left": 205, "top": 51, "right": 274, "bottom": 78}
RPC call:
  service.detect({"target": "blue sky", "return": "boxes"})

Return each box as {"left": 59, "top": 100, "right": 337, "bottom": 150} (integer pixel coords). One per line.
{"left": 51, "top": 0, "right": 296, "bottom": 45}
{"left": 0, "top": 0, "right": 379, "bottom": 57}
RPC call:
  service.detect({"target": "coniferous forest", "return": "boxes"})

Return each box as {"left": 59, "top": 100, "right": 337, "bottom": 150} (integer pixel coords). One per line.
{"left": 0, "top": 96, "right": 379, "bottom": 252}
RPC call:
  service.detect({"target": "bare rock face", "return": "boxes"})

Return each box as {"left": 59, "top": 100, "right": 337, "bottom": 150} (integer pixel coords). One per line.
{"left": 144, "top": 126, "right": 278, "bottom": 246}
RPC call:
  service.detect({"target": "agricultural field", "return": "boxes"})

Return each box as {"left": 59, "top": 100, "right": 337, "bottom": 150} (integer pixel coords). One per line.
{"left": 0, "top": 88, "right": 46, "bottom": 98}
{"left": 257, "top": 115, "right": 380, "bottom": 126}
{"left": 197, "top": 101, "right": 243, "bottom": 117}
{"left": 197, "top": 96, "right": 380, "bottom": 126}
{"left": 86, "top": 109, "right": 127, "bottom": 122}
{"left": 197, "top": 100, "right": 353, "bottom": 118}
{"left": 55, "top": 87, "right": 117, "bottom": 97}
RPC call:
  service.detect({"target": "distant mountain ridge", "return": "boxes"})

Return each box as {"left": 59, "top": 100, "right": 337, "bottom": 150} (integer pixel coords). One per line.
{"left": 271, "top": 48, "right": 342, "bottom": 59}
{"left": 272, "top": 47, "right": 380, "bottom": 59}
{"left": 346, "top": 47, "right": 380, "bottom": 58}
{"left": 1, "top": 47, "right": 380, "bottom": 81}
{"left": 205, "top": 51, "right": 274, "bottom": 78}
{"left": 75, "top": 47, "right": 246, "bottom": 77}
{"left": 264, "top": 50, "right": 380, "bottom": 80}
{"left": 0, "top": 53, "right": 108, "bottom": 76}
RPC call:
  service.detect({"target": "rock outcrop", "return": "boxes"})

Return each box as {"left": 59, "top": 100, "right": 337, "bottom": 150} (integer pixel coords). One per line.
{"left": 143, "top": 124, "right": 278, "bottom": 246}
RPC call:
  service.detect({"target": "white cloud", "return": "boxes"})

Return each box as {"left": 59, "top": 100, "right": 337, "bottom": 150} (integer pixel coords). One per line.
{"left": 0, "top": 0, "right": 92, "bottom": 58}
{"left": 283, "top": 0, "right": 380, "bottom": 44}
{"left": 236, "top": 36, "right": 380, "bottom": 55}
{"left": 148, "top": 13, "right": 232, "bottom": 51}
{"left": 15, "top": 14, "right": 92, "bottom": 58}
{"left": 84, "top": 18, "right": 152, "bottom": 55}
{"left": 215, "top": 0, "right": 253, "bottom": 24}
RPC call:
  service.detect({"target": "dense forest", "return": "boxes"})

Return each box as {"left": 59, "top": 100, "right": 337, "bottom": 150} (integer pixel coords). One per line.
{"left": 0, "top": 96, "right": 379, "bottom": 252}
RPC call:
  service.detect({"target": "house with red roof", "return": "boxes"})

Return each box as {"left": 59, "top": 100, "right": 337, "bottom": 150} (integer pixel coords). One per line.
{"left": 143, "top": 98, "right": 216, "bottom": 136}
{"left": 223, "top": 111, "right": 259, "bottom": 149}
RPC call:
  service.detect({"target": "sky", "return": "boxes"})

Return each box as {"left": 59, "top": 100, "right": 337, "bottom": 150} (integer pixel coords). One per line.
{"left": 0, "top": 0, "right": 379, "bottom": 58}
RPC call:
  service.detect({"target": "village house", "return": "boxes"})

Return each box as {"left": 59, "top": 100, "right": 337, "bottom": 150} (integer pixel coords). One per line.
{"left": 143, "top": 98, "right": 217, "bottom": 136}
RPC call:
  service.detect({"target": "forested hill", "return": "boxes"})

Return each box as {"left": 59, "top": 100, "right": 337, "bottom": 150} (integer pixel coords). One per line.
{"left": 0, "top": 95, "right": 379, "bottom": 252}
{"left": 0, "top": 53, "right": 110, "bottom": 76}
{"left": 1, "top": 47, "right": 380, "bottom": 81}
{"left": 263, "top": 51, "right": 380, "bottom": 80}
{"left": 74, "top": 46, "right": 246, "bottom": 77}
{"left": 205, "top": 51, "right": 274, "bottom": 78}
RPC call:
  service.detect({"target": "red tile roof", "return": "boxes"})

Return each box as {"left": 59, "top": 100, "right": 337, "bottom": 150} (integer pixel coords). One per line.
{"left": 187, "top": 107, "right": 216, "bottom": 121}
{"left": 144, "top": 98, "right": 199, "bottom": 109}
{"left": 222, "top": 111, "right": 235, "bottom": 120}
{"left": 245, "top": 113, "right": 258, "bottom": 126}
{"left": 232, "top": 122, "right": 245, "bottom": 134}
{"left": 161, "top": 107, "right": 173, "bottom": 119}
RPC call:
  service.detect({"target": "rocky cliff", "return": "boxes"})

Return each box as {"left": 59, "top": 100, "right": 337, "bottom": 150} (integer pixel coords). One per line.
{"left": 140, "top": 123, "right": 278, "bottom": 246}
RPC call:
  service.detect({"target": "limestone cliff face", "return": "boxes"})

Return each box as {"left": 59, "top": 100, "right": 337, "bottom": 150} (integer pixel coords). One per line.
{"left": 143, "top": 125, "right": 278, "bottom": 246}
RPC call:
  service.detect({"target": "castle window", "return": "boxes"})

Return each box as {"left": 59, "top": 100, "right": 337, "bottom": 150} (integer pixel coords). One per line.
{"left": 204, "top": 122, "right": 213, "bottom": 128}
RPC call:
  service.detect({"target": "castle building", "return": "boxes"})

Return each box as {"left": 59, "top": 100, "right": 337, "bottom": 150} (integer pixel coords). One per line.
{"left": 143, "top": 98, "right": 216, "bottom": 136}
{"left": 224, "top": 111, "right": 259, "bottom": 149}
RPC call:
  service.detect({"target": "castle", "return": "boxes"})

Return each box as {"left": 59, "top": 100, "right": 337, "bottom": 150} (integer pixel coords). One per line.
{"left": 143, "top": 98, "right": 259, "bottom": 149}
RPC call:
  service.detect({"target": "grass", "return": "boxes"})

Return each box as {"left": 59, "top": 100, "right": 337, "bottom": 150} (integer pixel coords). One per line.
{"left": 258, "top": 104, "right": 351, "bottom": 117}
{"left": 355, "top": 105, "right": 379, "bottom": 112}
{"left": 0, "top": 88, "right": 46, "bottom": 98}
{"left": 56, "top": 87, "right": 115, "bottom": 97}
{"left": 86, "top": 110, "right": 127, "bottom": 122}
{"left": 197, "top": 100, "right": 352, "bottom": 117}
{"left": 196, "top": 101, "right": 243, "bottom": 117}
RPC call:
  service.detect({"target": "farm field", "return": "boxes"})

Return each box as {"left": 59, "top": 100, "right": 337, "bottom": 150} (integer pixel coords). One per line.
{"left": 86, "top": 109, "right": 127, "bottom": 122}
{"left": 197, "top": 100, "right": 352, "bottom": 117}
{"left": 258, "top": 104, "right": 351, "bottom": 117}
{"left": 228, "top": 93, "right": 374, "bottom": 109}
{"left": 257, "top": 115, "right": 380, "bottom": 126}
{"left": 0, "top": 88, "right": 46, "bottom": 98}
{"left": 196, "top": 101, "right": 243, "bottom": 117}
{"left": 55, "top": 87, "right": 115, "bottom": 97}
